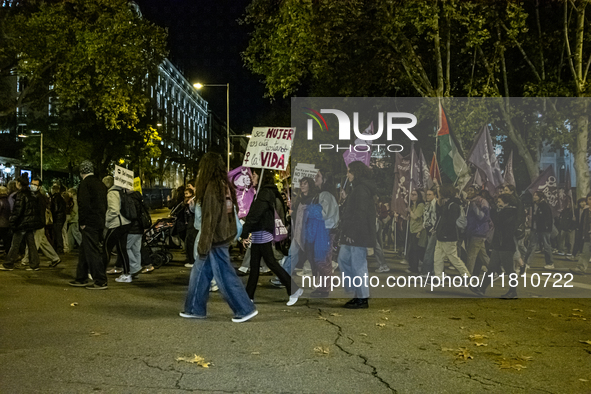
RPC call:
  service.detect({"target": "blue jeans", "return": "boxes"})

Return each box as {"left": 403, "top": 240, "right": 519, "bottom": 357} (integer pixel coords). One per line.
{"left": 524, "top": 230, "right": 554, "bottom": 266}
{"left": 282, "top": 241, "right": 301, "bottom": 276}
{"left": 183, "top": 244, "right": 255, "bottom": 319}
{"left": 421, "top": 233, "right": 437, "bottom": 275}
{"left": 337, "top": 245, "right": 369, "bottom": 299}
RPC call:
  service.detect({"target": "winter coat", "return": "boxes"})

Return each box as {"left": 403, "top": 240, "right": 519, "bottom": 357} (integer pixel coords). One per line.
{"left": 198, "top": 182, "right": 237, "bottom": 256}
{"left": 532, "top": 200, "right": 553, "bottom": 233}
{"left": 0, "top": 197, "right": 10, "bottom": 228}
{"left": 127, "top": 191, "right": 146, "bottom": 235}
{"left": 10, "top": 189, "right": 43, "bottom": 231}
{"left": 106, "top": 187, "right": 131, "bottom": 229}
{"left": 409, "top": 202, "right": 425, "bottom": 234}
{"left": 491, "top": 205, "right": 517, "bottom": 252}
{"left": 78, "top": 175, "right": 108, "bottom": 230}
{"left": 435, "top": 197, "right": 462, "bottom": 243}
{"left": 466, "top": 197, "right": 491, "bottom": 238}
{"left": 318, "top": 191, "right": 339, "bottom": 229}
{"left": 241, "top": 184, "right": 280, "bottom": 237}
{"left": 557, "top": 208, "right": 577, "bottom": 231}
{"left": 50, "top": 192, "right": 67, "bottom": 224}
{"left": 339, "top": 178, "right": 377, "bottom": 247}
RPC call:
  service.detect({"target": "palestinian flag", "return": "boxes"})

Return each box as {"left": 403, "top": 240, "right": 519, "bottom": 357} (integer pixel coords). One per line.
{"left": 429, "top": 153, "right": 441, "bottom": 186}
{"left": 437, "top": 103, "right": 467, "bottom": 183}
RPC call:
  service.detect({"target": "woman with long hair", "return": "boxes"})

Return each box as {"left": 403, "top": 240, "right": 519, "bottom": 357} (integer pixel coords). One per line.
{"left": 338, "top": 161, "right": 376, "bottom": 309}
{"left": 406, "top": 189, "right": 426, "bottom": 274}
{"left": 181, "top": 152, "right": 257, "bottom": 323}
{"left": 242, "top": 169, "right": 303, "bottom": 305}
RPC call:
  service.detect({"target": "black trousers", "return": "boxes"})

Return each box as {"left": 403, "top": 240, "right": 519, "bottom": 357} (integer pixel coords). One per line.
{"left": 246, "top": 242, "right": 298, "bottom": 299}
{"left": 185, "top": 227, "right": 198, "bottom": 263}
{"left": 0, "top": 227, "right": 13, "bottom": 254}
{"left": 76, "top": 226, "right": 106, "bottom": 285}
{"left": 407, "top": 233, "right": 425, "bottom": 274}
{"left": 104, "top": 225, "right": 130, "bottom": 275}
{"left": 52, "top": 220, "right": 65, "bottom": 254}
{"left": 5, "top": 230, "right": 38, "bottom": 269}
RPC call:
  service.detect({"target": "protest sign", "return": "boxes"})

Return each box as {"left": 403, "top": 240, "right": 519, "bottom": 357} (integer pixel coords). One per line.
{"left": 133, "top": 177, "right": 142, "bottom": 194}
{"left": 228, "top": 166, "right": 256, "bottom": 218}
{"left": 292, "top": 163, "right": 318, "bottom": 188}
{"left": 114, "top": 165, "right": 134, "bottom": 190}
{"left": 242, "top": 127, "right": 294, "bottom": 170}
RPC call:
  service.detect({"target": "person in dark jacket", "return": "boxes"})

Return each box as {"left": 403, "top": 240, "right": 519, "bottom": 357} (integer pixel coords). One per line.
{"left": 502, "top": 184, "right": 528, "bottom": 273}
{"left": 571, "top": 193, "right": 591, "bottom": 275}
{"left": 571, "top": 198, "right": 588, "bottom": 259}
{"left": 337, "top": 161, "right": 377, "bottom": 309}
{"left": 0, "top": 176, "right": 42, "bottom": 271}
{"left": 69, "top": 160, "right": 108, "bottom": 289}
{"left": 557, "top": 204, "right": 576, "bottom": 257}
{"left": 433, "top": 184, "right": 471, "bottom": 278}
{"left": 465, "top": 186, "right": 491, "bottom": 276}
{"left": 523, "top": 191, "right": 555, "bottom": 269}
{"left": 0, "top": 186, "right": 12, "bottom": 255}
{"left": 50, "top": 183, "right": 67, "bottom": 254}
{"left": 472, "top": 193, "right": 519, "bottom": 298}
{"left": 242, "top": 168, "right": 302, "bottom": 305}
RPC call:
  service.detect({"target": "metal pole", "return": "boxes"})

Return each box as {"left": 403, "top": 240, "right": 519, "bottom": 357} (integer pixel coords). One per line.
{"left": 404, "top": 143, "right": 415, "bottom": 256}
{"left": 40, "top": 133, "right": 43, "bottom": 181}
{"left": 227, "top": 83, "right": 230, "bottom": 171}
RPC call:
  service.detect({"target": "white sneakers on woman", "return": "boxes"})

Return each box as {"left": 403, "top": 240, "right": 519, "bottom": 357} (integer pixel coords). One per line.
{"left": 287, "top": 288, "right": 304, "bottom": 306}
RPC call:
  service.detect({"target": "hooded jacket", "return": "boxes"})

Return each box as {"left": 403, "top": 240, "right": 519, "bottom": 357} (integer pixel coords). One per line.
{"left": 435, "top": 197, "right": 462, "bottom": 243}
{"left": 106, "top": 187, "right": 131, "bottom": 229}
{"left": 78, "top": 174, "right": 107, "bottom": 230}
{"left": 340, "top": 178, "right": 376, "bottom": 247}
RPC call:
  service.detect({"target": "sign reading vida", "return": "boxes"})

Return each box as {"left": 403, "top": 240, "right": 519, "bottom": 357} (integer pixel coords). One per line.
{"left": 242, "top": 127, "right": 295, "bottom": 170}
{"left": 114, "top": 165, "right": 134, "bottom": 190}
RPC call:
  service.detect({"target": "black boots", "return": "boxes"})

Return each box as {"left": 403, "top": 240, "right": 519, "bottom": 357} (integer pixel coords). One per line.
{"left": 343, "top": 298, "right": 369, "bottom": 309}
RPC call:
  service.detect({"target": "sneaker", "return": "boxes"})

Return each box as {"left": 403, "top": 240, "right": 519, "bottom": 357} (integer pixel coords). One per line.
{"left": 232, "top": 309, "right": 258, "bottom": 323}
{"left": 260, "top": 269, "right": 273, "bottom": 276}
{"left": 115, "top": 274, "right": 132, "bottom": 283}
{"left": 375, "top": 266, "right": 391, "bottom": 273}
{"left": 492, "top": 273, "right": 501, "bottom": 282}
{"left": 469, "top": 286, "right": 485, "bottom": 297}
{"left": 270, "top": 278, "right": 285, "bottom": 288}
{"left": 567, "top": 255, "right": 577, "bottom": 261}
{"left": 86, "top": 283, "right": 108, "bottom": 290}
{"left": 25, "top": 267, "right": 40, "bottom": 271}
{"left": 544, "top": 264, "right": 555, "bottom": 270}
{"left": 344, "top": 298, "right": 369, "bottom": 309}
{"left": 296, "top": 269, "right": 312, "bottom": 277}
{"left": 0, "top": 265, "right": 14, "bottom": 271}
{"left": 184, "top": 263, "right": 194, "bottom": 268}
{"left": 236, "top": 268, "right": 248, "bottom": 276}
{"left": 141, "top": 265, "right": 154, "bottom": 273}
{"left": 287, "top": 288, "right": 304, "bottom": 306}
{"left": 557, "top": 251, "right": 565, "bottom": 256}
{"left": 210, "top": 284, "right": 219, "bottom": 292}
{"left": 69, "top": 280, "right": 90, "bottom": 287}
{"left": 179, "top": 312, "right": 206, "bottom": 319}
{"left": 49, "top": 259, "right": 61, "bottom": 268}
{"left": 107, "top": 267, "right": 122, "bottom": 275}
{"left": 570, "top": 268, "right": 585, "bottom": 275}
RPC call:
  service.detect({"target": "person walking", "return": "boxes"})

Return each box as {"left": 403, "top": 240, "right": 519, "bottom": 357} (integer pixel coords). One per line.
{"left": 50, "top": 184, "right": 67, "bottom": 254}
{"left": 66, "top": 188, "right": 82, "bottom": 249}
{"left": 406, "top": 189, "right": 426, "bottom": 274}
{"left": 242, "top": 169, "right": 302, "bottom": 305}
{"left": 0, "top": 186, "right": 13, "bottom": 256}
{"left": 0, "top": 177, "right": 42, "bottom": 271}
{"left": 181, "top": 152, "right": 258, "bottom": 323}
{"left": 570, "top": 193, "right": 591, "bottom": 275}
{"left": 421, "top": 187, "right": 438, "bottom": 277}
{"left": 523, "top": 191, "right": 555, "bottom": 269}
{"left": 464, "top": 186, "right": 491, "bottom": 276}
{"left": 69, "top": 161, "right": 108, "bottom": 289}
{"left": 338, "top": 161, "right": 377, "bottom": 309}
{"left": 103, "top": 176, "right": 132, "bottom": 283}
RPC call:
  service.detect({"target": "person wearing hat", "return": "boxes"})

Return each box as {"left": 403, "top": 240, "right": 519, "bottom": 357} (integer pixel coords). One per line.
{"left": 69, "top": 160, "right": 108, "bottom": 289}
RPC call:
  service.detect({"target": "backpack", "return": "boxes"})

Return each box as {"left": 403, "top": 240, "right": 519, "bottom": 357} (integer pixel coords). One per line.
{"left": 117, "top": 190, "right": 138, "bottom": 221}
{"left": 456, "top": 204, "right": 467, "bottom": 232}
{"left": 131, "top": 191, "right": 152, "bottom": 229}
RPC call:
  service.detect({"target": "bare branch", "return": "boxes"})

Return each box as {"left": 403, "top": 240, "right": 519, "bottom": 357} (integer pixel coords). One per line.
{"left": 500, "top": 21, "right": 542, "bottom": 82}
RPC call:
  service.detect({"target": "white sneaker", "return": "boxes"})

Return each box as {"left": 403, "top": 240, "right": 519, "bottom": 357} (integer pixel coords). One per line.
{"left": 544, "top": 264, "right": 555, "bottom": 270}
{"left": 375, "top": 266, "right": 391, "bottom": 273}
{"left": 115, "top": 274, "right": 132, "bottom": 283}
{"left": 287, "top": 288, "right": 304, "bottom": 306}
{"left": 232, "top": 309, "right": 258, "bottom": 323}
{"left": 179, "top": 312, "right": 206, "bottom": 319}
{"left": 210, "top": 284, "right": 219, "bottom": 292}
{"left": 184, "top": 263, "right": 194, "bottom": 268}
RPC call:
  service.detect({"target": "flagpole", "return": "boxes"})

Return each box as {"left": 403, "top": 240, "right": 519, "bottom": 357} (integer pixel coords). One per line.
{"left": 404, "top": 142, "right": 415, "bottom": 257}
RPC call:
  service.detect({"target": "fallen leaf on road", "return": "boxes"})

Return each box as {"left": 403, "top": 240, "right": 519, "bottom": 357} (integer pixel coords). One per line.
{"left": 413, "top": 316, "right": 423, "bottom": 319}
{"left": 314, "top": 346, "right": 330, "bottom": 355}
{"left": 474, "top": 343, "right": 488, "bottom": 347}
{"left": 329, "top": 313, "right": 342, "bottom": 317}
{"left": 573, "top": 309, "right": 583, "bottom": 312}
{"left": 460, "top": 327, "right": 465, "bottom": 330}
{"left": 571, "top": 313, "right": 584, "bottom": 317}
{"left": 360, "top": 333, "right": 368, "bottom": 336}
{"left": 527, "top": 317, "right": 532, "bottom": 320}
{"left": 456, "top": 348, "right": 473, "bottom": 360}
{"left": 550, "top": 313, "right": 562, "bottom": 317}
{"left": 441, "top": 347, "right": 455, "bottom": 352}
{"left": 89, "top": 331, "right": 103, "bottom": 336}
{"left": 469, "top": 334, "right": 489, "bottom": 341}
{"left": 449, "top": 317, "right": 461, "bottom": 320}
{"left": 378, "top": 309, "right": 391, "bottom": 313}
{"left": 497, "top": 358, "right": 527, "bottom": 371}
{"left": 318, "top": 316, "right": 327, "bottom": 321}
{"left": 579, "top": 379, "right": 589, "bottom": 382}
{"left": 517, "top": 355, "right": 533, "bottom": 362}
{"left": 176, "top": 355, "right": 211, "bottom": 368}
{"left": 381, "top": 317, "right": 389, "bottom": 321}
{"left": 525, "top": 310, "right": 536, "bottom": 313}
{"left": 70, "top": 302, "right": 78, "bottom": 307}
{"left": 251, "top": 352, "right": 260, "bottom": 355}
{"left": 376, "top": 323, "right": 386, "bottom": 328}
{"left": 579, "top": 340, "right": 591, "bottom": 345}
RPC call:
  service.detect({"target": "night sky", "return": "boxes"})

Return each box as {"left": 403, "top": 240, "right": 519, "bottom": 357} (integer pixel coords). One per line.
{"left": 134, "top": 0, "right": 270, "bottom": 134}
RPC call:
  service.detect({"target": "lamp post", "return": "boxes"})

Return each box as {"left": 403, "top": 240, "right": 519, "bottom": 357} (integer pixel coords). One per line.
{"left": 193, "top": 82, "right": 230, "bottom": 171}
{"left": 18, "top": 133, "right": 43, "bottom": 181}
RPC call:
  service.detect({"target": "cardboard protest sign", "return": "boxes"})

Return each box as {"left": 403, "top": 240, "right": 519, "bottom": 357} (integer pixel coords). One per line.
{"left": 114, "top": 165, "right": 134, "bottom": 190}
{"left": 292, "top": 163, "right": 318, "bottom": 188}
{"left": 242, "top": 127, "right": 294, "bottom": 170}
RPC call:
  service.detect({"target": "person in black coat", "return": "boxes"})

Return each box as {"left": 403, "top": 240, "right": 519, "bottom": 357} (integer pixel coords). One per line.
{"left": 523, "top": 191, "right": 555, "bottom": 269}
{"left": 241, "top": 169, "right": 301, "bottom": 305}
{"left": 472, "top": 194, "right": 518, "bottom": 298}
{"left": 337, "top": 161, "right": 376, "bottom": 309}
{"left": 1, "top": 176, "right": 42, "bottom": 271}
{"left": 50, "top": 183, "right": 67, "bottom": 254}
{"left": 0, "top": 186, "right": 12, "bottom": 255}
{"left": 70, "top": 160, "right": 108, "bottom": 289}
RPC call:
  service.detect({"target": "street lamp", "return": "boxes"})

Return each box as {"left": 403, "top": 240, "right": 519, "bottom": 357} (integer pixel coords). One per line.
{"left": 193, "top": 82, "right": 230, "bottom": 171}
{"left": 18, "top": 133, "right": 43, "bottom": 181}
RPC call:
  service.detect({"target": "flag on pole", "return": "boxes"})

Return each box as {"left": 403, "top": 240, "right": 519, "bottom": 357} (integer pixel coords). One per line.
{"left": 391, "top": 152, "right": 411, "bottom": 220}
{"left": 343, "top": 121, "right": 373, "bottom": 167}
{"left": 526, "top": 165, "right": 560, "bottom": 217}
{"left": 437, "top": 103, "right": 467, "bottom": 183}
{"left": 504, "top": 151, "right": 515, "bottom": 187}
{"left": 429, "top": 152, "right": 441, "bottom": 186}
{"left": 418, "top": 149, "right": 434, "bottom": 190}
{"left": 467, "top": 125, "right": 504, "bottom": 193}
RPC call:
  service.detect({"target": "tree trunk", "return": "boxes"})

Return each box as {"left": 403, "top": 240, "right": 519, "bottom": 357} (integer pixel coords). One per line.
{"left": 574, "top": 113, "right": 590, "bottom": 199}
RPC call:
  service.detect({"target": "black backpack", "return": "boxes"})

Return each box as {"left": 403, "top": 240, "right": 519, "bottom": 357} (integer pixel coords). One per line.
{"left": 116, "top": 190, "right": 138, "bottom": 221}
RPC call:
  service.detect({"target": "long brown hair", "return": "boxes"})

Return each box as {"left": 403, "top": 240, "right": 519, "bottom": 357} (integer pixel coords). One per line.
{"left": 194, "top": 152, "right": 237, "bottom": 208}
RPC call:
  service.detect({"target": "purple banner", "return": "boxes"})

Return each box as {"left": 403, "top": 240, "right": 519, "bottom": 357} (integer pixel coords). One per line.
{"left": 527, "top": 165, "right": 559, "bottom": 217}
{"left": 228, "top": 166, "right": 255, "bottom": 218}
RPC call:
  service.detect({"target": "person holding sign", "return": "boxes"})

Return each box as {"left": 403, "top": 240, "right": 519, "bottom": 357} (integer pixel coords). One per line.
{"left": 241, "top": 169, "right": 303, "bottom": 306}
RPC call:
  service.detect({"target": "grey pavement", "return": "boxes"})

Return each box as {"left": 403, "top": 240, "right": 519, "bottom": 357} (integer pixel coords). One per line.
{"left": 1, "top": 246, "right": 591, "bottom": 393}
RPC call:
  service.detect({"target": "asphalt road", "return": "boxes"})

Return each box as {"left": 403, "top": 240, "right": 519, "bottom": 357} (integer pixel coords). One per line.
{"left": 1, "top": 237, "right": 591, "bottom": 393}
